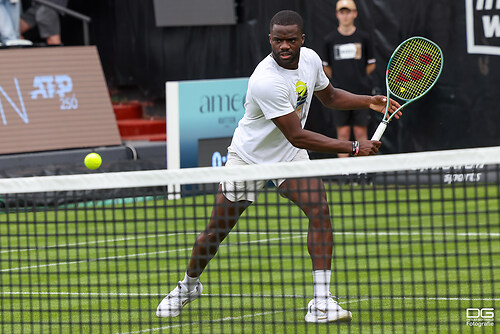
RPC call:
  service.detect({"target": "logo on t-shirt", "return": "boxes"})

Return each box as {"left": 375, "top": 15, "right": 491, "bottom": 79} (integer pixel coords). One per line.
{"left": 334, "top": 43, "right": 362, "bottom": 60}
{"left": 295, "top": 81, "right": 308, "bottom": 119}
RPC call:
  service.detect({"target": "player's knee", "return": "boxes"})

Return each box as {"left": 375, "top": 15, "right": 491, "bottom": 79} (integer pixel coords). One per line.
{"left": 315, "top": 203, "right": 330, "bottom": 215}
{"left": 308, "top": 204, "right": 330, "bottom": 221}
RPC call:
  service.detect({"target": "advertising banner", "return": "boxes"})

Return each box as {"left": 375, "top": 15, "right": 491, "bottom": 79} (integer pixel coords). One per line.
{"left": 0, "top": 46, "right": 121, "bottom": 154}
{"left": 167, "top": 77, "right": 248, "bottom": 169}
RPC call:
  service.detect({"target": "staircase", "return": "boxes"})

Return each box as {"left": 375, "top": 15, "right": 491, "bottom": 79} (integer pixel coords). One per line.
{"left": 113, "top": 102, "right": 166, "bottom": 142}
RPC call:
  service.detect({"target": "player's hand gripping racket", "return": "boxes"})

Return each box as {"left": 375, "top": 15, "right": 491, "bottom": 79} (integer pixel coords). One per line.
{"left": 371, "top": 36, "right": 443, "bottom": 140}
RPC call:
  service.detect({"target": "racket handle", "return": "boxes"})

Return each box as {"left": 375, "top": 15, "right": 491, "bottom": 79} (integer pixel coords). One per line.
{"left": 371, "top": 121, "right": 388, "bottom": 141}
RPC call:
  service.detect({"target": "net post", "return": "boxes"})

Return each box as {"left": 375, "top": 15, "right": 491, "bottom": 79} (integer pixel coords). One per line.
{"left": 166, "top": 81, "right": 181, "bottom": 199}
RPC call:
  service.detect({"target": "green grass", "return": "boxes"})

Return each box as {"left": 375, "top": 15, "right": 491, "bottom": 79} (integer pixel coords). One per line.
{"left": 0, "top": 182, "right": 499, "bottom": 333}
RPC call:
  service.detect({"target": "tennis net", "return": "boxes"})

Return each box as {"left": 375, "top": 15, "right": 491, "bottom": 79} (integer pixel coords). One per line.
{"left": 1, "top": 147, "right": 499, "bottom": 333}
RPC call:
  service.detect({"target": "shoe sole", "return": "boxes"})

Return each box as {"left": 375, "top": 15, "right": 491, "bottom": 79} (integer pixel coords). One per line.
{"left": 156, "top": 284, "right": 203, "bottom": 318}
{"left": 304, "top": 311, "right": 353, "bottom": 323}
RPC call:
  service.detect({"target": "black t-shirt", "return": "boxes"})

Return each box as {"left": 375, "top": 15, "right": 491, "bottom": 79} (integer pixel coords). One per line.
{"left": 323, "top": 29, "right": 375, "bottom": 94}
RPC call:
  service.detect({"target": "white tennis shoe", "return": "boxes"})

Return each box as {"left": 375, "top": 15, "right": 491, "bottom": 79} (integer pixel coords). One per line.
{"left": 156, "top": 281, "right": 203, "bottom": 317}
{"left": 304, "top": 294, "right": 352, "bottom": 323}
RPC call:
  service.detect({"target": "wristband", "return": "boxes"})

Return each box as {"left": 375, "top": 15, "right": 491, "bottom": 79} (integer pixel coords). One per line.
{"left": 351, "top": 141, "right": 360, "bottom": 157}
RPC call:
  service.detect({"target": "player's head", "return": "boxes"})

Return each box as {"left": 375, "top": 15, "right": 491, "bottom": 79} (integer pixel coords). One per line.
{"left": 336, "top": 0, "right": 358, "bottom": 26}
{"left": 269, "top": 10, "right": 305, "bottom": 70}
{"left": 269, "top": 10, "right": 304, "bottom": 34}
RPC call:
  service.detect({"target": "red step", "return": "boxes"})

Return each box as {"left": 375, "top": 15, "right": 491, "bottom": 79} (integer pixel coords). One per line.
{"left": 112, "top": 103, "right": 143, "bottom": 120}
{"left": 120, "top": 133, "right": 166, "bottom": 142}
{"left": 117, "top": 119, "right": 166, "bottom": 137}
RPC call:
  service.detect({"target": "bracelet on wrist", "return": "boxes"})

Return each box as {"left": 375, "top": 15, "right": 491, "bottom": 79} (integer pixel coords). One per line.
{"left": 351, "top": 141, "right": 360, "bottom": 157}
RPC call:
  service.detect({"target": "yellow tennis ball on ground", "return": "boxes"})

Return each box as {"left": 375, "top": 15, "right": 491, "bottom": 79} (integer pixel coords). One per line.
{"left": 84, "top": 153, "right": 102, "bottom": 170}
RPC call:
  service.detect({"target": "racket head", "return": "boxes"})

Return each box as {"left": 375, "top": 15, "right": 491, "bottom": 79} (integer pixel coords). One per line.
{"left": 386, "top": 37, "right": 443, "bottom": 101}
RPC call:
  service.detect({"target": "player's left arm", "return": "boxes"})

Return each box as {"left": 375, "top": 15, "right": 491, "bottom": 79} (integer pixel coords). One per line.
{"left": 314, "top": 84, "right": 402, "bottom": 118}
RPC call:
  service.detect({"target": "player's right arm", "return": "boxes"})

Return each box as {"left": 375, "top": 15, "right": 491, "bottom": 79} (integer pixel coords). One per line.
{"left": 271, "top": 112, "right": 380, "bottom": 156}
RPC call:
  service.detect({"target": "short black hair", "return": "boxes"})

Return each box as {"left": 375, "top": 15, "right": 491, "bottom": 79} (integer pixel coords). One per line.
{"left": 269, "top": 10, "right": 304, "bottom": 33}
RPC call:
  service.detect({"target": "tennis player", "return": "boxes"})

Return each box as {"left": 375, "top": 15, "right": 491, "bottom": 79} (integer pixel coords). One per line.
{"left": 157, "top": 10, "right": 401, "bottom": 323}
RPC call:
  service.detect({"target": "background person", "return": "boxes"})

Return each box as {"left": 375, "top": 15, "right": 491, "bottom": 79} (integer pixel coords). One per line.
{"left": 20, "top": 0, "right": 68, "bottom": 45}
{"left": 323, "top": 0, "right": 376, "bottom": 158}
{"left": 0, "top": 0, "right": 21, "bottom": 44}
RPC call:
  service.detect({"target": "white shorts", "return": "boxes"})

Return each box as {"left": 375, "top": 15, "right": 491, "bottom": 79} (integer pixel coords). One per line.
{"left": 221, "top": 149, "right": 310, "bottom": 202}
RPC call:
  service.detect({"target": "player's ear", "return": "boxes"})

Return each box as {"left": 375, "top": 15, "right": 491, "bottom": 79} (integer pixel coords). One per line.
{"left": 301, "top": 34, "right": 305, "bottom": 45}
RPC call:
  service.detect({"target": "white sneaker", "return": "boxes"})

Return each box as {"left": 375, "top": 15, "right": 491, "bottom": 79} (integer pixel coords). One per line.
{"left": 304, "top": 294, "right": 352, "bottom": 323}
{"left": 156, "top": 281, "right": 203, "bottom": 317}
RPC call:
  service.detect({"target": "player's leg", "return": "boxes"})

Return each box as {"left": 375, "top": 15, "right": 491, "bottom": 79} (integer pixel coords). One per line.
{"left": 279, "top": 177, "right": 332, "bottom": 269}
{"left": 157, "top": 150, "right": 258, "bottom": 318}
{"left": 278, "top": 177, "right": 352, "bottom": 323}
{"left": 187, "top": 189, "right": 251, "bottom": 278}
{"left": 156, "top": 189, "right": 251, "bottom": 318}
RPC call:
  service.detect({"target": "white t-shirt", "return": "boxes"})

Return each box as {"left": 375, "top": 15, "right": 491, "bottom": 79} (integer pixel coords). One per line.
{"left": 229, "top": 47, "right": 330, "bottom": 164}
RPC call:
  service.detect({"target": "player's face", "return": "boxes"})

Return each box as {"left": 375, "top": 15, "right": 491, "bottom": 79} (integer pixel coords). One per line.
{"left": 269, "top": 24, "right": 305, "bottom": 70}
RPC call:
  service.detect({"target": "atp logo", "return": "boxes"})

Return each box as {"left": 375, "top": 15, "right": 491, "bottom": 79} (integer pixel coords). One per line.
{"left": 31, "top": 75, "right": 78, "bottom": 110}
{"left": 466, "top": 0, "right": 500, "bottom": 55}
{"left": 0, "top": 74, "right": 79, "bottom": 126}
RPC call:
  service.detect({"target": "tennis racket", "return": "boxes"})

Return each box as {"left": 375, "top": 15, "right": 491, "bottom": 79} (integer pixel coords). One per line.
{"left": 371, "top": 36, "right": 443, "bottom": 140}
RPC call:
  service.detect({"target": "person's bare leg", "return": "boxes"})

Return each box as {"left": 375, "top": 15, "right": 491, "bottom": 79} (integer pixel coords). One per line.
{"left": 279, "top": 178, "right": 332, "bottom": 270}
{"left": 279, "top": 178, "right": 352, "bottom": 323}
{"left": 19, "top": 18, "right": 31, "bottom": 36}
{"left": 353, "top": 125, "right": 368, "bottom": 141}
{"left": 46, "top": 34, "right": 61, "bottom": 45}
{"left": 156, "top": 186, "right": 251, "bottom": 317}
{"left": 336, "top": 125, "right": 351, "bottom": 158}
{"left": 186, "top": 187, "right": 251, "bottom": 277}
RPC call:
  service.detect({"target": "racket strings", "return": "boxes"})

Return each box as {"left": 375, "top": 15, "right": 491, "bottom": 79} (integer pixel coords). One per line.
{"left": 387, "top": 38, "right": 442, "bottom": 100}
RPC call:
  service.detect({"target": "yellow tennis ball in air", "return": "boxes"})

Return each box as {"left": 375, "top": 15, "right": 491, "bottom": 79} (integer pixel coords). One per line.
{"left": 84, "top": 153, "right": 102, "bottom": 170}
{"left": 296, "top": 81, "right": 307, "bottom": 98}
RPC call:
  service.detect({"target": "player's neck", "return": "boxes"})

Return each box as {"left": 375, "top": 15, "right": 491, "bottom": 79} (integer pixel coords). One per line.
{"left": 337, "top": 25, "right": 356, "bottom": 36}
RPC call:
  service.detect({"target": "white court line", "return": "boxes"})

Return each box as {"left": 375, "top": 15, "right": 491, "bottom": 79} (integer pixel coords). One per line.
{"left": 1, "top": 290, "right": 496, "bottom": 334}
{"left": 2, "top": 291, "right": 499, "bottom": 303}
{"left": 0, "top": 233, "right": 184, "bottom": 254}
{"left": 0, "top": 231, "right": 301, "bottom": 255}
{"left": 122, "top": 309, "right": 288, "bottom": 334}
{"left": 2, "top": 230, "right": 499, "bottom": 272}
{"left": 0, "top": 234, "right": 306, "bottom": 272}
{"left": 115, "top": 295, "right": 500, "bottom": 334}
{"left": 3, "top": 230, "right": 498, "bottom": 255}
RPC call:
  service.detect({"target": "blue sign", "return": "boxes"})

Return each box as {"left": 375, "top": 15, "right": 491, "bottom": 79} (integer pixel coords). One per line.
{"left": 178, "top": 78, "right": 248, "bottom": 168}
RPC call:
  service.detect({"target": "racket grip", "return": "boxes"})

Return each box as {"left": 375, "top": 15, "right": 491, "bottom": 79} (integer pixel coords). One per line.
{"left": 371, "top": 121, "right": 388, "bottom": 141}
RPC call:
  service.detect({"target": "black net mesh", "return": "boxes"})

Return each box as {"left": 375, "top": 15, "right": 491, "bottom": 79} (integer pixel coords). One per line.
{"left": 1, "top": 149, "right": 499, "bottom": 333}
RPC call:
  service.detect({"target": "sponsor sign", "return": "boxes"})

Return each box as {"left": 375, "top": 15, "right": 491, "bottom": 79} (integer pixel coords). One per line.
{"left": 166, "top": 78, "right": 248, "bottom": 169}
{"left": 0, "top": 46, "right": 121, "bottom": 154}
{"left": 466, "top": 0, "right": 500, "bottom": 55}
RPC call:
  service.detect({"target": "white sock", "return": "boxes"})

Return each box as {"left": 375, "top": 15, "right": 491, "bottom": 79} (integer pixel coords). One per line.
{"left": 180, "top": 272, "right": 199, "bottom": 292}
{"left": 312, "top": 270, "right": 331, "bottom": 302}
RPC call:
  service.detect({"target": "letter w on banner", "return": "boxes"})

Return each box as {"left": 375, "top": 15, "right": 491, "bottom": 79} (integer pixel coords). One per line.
{"left": 466, "top": 0, "right": 500, "bottom": 55}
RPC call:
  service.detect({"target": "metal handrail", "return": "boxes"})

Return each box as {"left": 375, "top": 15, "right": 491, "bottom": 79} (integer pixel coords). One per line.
{"left": 33, "top": 0, "right": 92, "bottom": 45}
